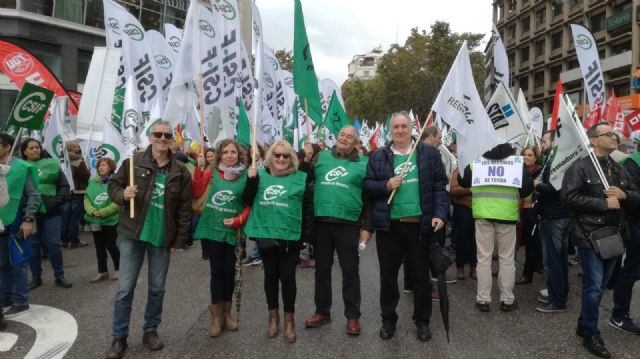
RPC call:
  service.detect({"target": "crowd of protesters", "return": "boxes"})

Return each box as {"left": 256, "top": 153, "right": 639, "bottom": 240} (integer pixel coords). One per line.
{"left": 0, "top": 116, "right": 639, "bottom": 359}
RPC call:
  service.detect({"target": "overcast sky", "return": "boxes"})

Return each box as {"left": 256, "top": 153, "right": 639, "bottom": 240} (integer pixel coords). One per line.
{"left": 257, "top": 0, "right": 494, "bottom": 86}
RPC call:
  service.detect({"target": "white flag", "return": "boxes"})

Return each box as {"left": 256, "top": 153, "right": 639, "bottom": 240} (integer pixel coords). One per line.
{"left": 431, "top": 41, "right": 497, "bottom": 172}
{"left": 485, "top": 82, "right": 528, "bottom": 148}
{"left": 570, "top": 24, "right": 605, "bottom": 115}
{"left": 164, "top": 23, "right": 183, "bottom": 55}
{"left": 548, "top": 95, "right": 588, "bottom": 189}
{"left": 516, "top": 88, "right": 536, "bottom": 147}
{"left": 319, "top": 79, "right": 344, "bottom": 118}
{"left": 492, "top": 24, "right": 509, "bottom": 86}
{"left": 262, "top": 44, "right": 284, "bottom": 142}
{"left": 529, "top": 107, "right": 544, "bottom": 139}
{"left": 147, "top": 30, "right": 176, "bottom": 104}
{"left": 43, "top": 98, "right": 75, "bottom": 190}
{"left": 83, "top": 120, "right": 131, "bottom": 177}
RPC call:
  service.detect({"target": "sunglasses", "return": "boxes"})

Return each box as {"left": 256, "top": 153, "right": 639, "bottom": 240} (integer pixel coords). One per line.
{"left": 273, "top": 152, "right": 291, "bottom": 159}
{"left": 152, "top": 132, "right": 173, "bottom": 140}
{"left": 592, "top": 132, "right": 615, "bottom": 139}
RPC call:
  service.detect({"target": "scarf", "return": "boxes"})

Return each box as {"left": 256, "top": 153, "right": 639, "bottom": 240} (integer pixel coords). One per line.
{"left": 268, "top": 166, "right": 295, "bottom": 177}
{"left": 218, "top": 163, "right": 246, "bottom": 181}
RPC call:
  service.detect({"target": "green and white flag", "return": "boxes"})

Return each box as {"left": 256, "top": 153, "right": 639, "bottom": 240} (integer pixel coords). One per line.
{"left": 237, "top": 100, "right": 251, "bottom": 148}
{"left": 7, "top": 82, "right": 54, "bottom": 131}
{"left": 42, "top": 97, "right": 75, "bottom": 190}
{"left": 82, "top": 120, "right": 130, "bottom": 176}
{"left": 323, "top": 91, "right": 350, "bottom": 138}
{"left": 293, "top": 0, "right": 322, "bottom": 126}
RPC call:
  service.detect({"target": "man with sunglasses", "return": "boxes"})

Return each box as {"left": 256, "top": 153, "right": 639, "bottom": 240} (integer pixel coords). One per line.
{"left": 364, "top": 112, "right": 448, "bottom": 342}
{"left": 106, "top": 121, "right": 192, "bottom": 359}
{"left": 562, "top": 123, "right": 640, "bottom": 358}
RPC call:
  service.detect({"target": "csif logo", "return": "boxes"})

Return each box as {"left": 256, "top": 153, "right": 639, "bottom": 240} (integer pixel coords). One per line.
{"left": 123, "top": 23, "right": 144, "bottom": 41}
{"left": 284, "top": 76, "right": 294, "bottom": 88}
{"left": 199, "top": 20, "right": 215, "bottom": 38}
{"left": 212, "top": 0, "right": 237, "bottom": 20}
{"left": 269, "top": 57, "right": 278, "bottom": 71}
{"left": 575, "top": 34, "right": 592, "bottom": 50}
{"left": 325, "top": 166, "right": 348, "bottom": 182}
{"left": 155, "top": 55, "right": 172, "bottom": 69}
{"left": 52, "top": 135, "right": 63, "bottom": 159}
{"left": 3, "top": 52, "right": 33, "bottom": 77}
{"left": 263, "top": 185, "right": 287, "bottom": 201}
{"left": 107, "top": 17, "right": 120, "bottom": 34}
{"left": 395, "top": 162, "right": 416, "bottom": 176}
{"left": 264, "top": 73, "right": 274, "bottom": 88}
{"left": 13, "top": 92, "right": 49, "bottom": 122}
{"left": 152, "top": 182, "right": 165, "bottom": 198}
{"left": 94, "top": 192, "right": 109, "bottom": 206}
{"left": 211, "top": 190, "right": 235, "bottom": 206}
{"left": 93, "top": 144, "right": 121, "bottom": 164}
{"left": 168, "top": 36, "right": 181, "bottom": 52}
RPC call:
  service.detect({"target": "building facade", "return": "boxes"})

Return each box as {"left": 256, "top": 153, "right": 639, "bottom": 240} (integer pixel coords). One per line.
{"left": 347, "top": 47, "right": 384, "bottom": 81}
{"left": 486, "top": 0, "right": 640, "bottom": 116}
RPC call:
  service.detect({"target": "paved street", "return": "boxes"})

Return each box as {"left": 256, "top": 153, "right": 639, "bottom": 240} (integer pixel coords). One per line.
{"left": 2, "top": 231, "right": 640, "bottom": 359}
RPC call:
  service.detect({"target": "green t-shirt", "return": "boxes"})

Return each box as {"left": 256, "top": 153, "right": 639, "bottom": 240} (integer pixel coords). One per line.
{"left": 194, "top": 169, "right": 247, "bottom": 245}
{"left": 139, "top": 173, "right": 167, "bottom": 247}
{"left": 391, "top": 154, "right": 422, "bottom": 219}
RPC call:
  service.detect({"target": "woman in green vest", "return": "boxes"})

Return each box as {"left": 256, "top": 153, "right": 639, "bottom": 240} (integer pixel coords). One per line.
{"left": 84, "top": 157, "right": 120, "bottom": 283}
{"left": 243, "top": 140, "right": 314, "bottom": 343}
{"left": 193, "top": 139, "right": 250, "bottom": 338}
{"left": 21, "top": 138, "right": 72, "bottom": 290}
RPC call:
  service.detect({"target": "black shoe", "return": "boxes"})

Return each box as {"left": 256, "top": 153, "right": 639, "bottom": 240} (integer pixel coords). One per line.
{"left": 475, "top": 302, "right": 490, "bottom": 312}
{"left": 55, "top": 277, "right": 73, "bottom": 289}
{"left": 106, "top": 336, "right": 128, "bottom": 359}
{"left": 379, "top": 321, "right": 396, "bottom": 340}
{"left": 500, "top": 301, "right": 518, "bottom": 312}
{"left": 4, "top": 304, "right": 29, "bottom": 316}
{"left": 583, "top": 336, "right": 611, "bottom": 358}
{"left": 576, "top": 326, "right": 585, "bottom": 338}
{"left": 29, "top": 277, "right": 42, "bottom": 290}
{"left": 142, "top": 330, "right": 164, "bottom": 351}
{"left": 416, "top": 323, "right": 431, "bottom": 342}
{"left": 0, "top": 312, "right": 5, "bottom": 331}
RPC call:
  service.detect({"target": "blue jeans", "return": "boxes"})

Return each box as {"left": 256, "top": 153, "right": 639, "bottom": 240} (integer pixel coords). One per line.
{"left": 112, "top": 237, "right": 171, "bottom": 337}
{"left": 60, "top": 195, "right": 84, "bottom": 245}
{"left": 540, "top": 217, "right": 570, "bottom": 308}
{"left": 577, "top": 247, "right": 618, "bottom": 336}
{"left": 0, "top": 235, "right": 29, "bottom": 306}
{"left": 612, "top": 221, "right": 640, "bottom": 319}
{"left": 30, "top": 214, "right": 65, "bottom": 280}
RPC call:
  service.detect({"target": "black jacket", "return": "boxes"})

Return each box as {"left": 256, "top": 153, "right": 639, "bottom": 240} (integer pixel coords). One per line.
{"left": 561, "top": 156, "right": 640, "bottom": 248}
{"left": 363, "top": 142, "right": 449, "bottom": 233}
{"left": 623, "top": 157, "right": 640, "bottom": 221}
{"left": 40, "top": 171, "right": 70, "bottom": 217}
{"left": 535, "top": 161, "right": 571, "bottom": 219}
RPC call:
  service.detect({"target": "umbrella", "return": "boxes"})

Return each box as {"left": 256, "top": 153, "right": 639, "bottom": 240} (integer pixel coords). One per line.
{"left": 430, "top": 243, "right": 453, "bottom": 342}
{"left": 233, "top": 229, "right": 243, "bottom": 322}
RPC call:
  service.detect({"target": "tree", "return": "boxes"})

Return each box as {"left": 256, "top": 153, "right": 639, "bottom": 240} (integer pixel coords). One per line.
{"left": 341, "top": 21, "right": 485, "bottom": 124}
{"left": 274, "top": 49, "right": 293, "bottom": 72}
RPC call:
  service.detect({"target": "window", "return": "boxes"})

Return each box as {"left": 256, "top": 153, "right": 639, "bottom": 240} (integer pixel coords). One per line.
{"left": 535, "top": 8, "right": 545, "bottom": 26}
{"left": 519, "top": 76, "right": 529, "bottom": 92}
{"left": 0, "top": 1, "right": 16, "bottom": 9}
{"left": 85, "top": 0, "right": 104, "bottom": 28}
{"left": 552, "top": 0, "right": 564, "bottom": 17}
{"left": 497, "top": 4, "right": 504, "bottom": 21}
{"left": 570, "top": 0, "right": 583, "bottom": 9}
{"left": 0, "top": 90, "right": 19, "bottom": 130}
{"left": 520, "top": 46, "right": 530, "bottom": 62}
{"left": 590, "top": 12, "right": 606, "bottom": 32}
{"left": 20, "top": 0, "right": 53, "bottom": 16}
{"left": 535, "top": 40, "right": 545, "bottom": 57}
{"left": 508, "top": 0, "right": 516, "bottom": 13}
{"left": 612, "top": 82, "right": 630, "bottom": 97}
{"left": 551, "top": 31, "right": 563, "bottom": 50}
{"left": 522, "top": 16, "right": 530, "bottom": 33}
{"left": 54, "top": 0, "right": 84, "bottom": 23}
{"left": 534, "top": 71, "right": 545, "bottom": 88}
{"left": 509, "top": 25, "right": 516, "bottom": 40}
{"left": 611, "top": 42, "right": 631, "bottom": 55}
{"left": 550, "top": 65, "right": 562, "bottom": 84}
{"left": 569, "top": 58, "right": 579, "bottom": 69}
{"left": 77, "top": 49, "right": 93, "bottom": 85}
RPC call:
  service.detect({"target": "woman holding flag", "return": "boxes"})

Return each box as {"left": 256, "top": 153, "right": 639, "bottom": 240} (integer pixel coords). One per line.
{"left": 193, "top": 139, "right": 250, "bottom": 338}
{"left": 21, "top": 138, "right": 72, "bottom": 291}
{"left": 84, "top": 158, "right": 120, "bottom": 283}
{"left": 243, "top": 140, "right": 314, "bottom": 343}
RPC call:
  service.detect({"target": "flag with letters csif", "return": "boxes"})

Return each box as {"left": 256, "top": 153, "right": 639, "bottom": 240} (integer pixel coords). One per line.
{"left": 570, "top": 24, "right": 605, "bottom": 116}
{"left": 7, "top": 82, "right": 54, "bottom": 130}
{"left": 293, "top": 0, "right": 323, "bottom": 126}
{"left": 431, "top": 41, "right": 497, "bottom": 173}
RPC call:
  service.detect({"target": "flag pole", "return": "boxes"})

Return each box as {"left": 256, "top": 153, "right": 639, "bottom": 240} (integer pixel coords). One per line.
{"left": 7, "top": 127, "right": 24, "bottom": 161}
{"left": 387, "top": 110, "right": 433, "bottom": 205}
{"left": 129, "top": 153, "right": 135, "bottom": 218}
{"left": 197, "top": 75, "right": 206, "bottom": 154}
{"left": 304, "top": 98, "right": 311, "bottom": 142}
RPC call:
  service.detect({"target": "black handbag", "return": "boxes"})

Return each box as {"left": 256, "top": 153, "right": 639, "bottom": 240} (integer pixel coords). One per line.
{"left": 588, "top": 226, "right": 625, "bottom": 260}
{"left": 257, "top": 238, "right": 280, "bottom": 251}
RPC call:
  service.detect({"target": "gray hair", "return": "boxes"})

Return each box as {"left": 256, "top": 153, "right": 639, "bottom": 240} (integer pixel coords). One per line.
{"left": 586, "top": 123, "right": 609, "bottom": 138}
{"left": 340, "top": 125, "right": 360, "bottom": 140}
{"left": 390, "top": 111, "right": 411, "bottom": 124}
{"left": 151, "top": 120, "right": 173, "bottom": 132}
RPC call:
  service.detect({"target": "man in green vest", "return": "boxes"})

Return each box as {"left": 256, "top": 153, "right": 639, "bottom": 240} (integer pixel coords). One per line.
{"left": 0, "top": 134, "right": 41, "bottom": 329}
{"left": 300, "top": 126, "right": 372, "bottom": 336}
{"left": 106, "top": 121, "right": 192, "bottom": 359}
{"left": 458, "top": 143, "right": 533, "bottom": 313}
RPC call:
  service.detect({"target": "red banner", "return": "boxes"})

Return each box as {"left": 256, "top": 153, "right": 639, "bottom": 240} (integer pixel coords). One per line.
{"left": 66, "top": 89, "right": 82, "bottom": 108}
{"left": 625, "top": 108, "right": 640, "bottom": 133}
{"left": 0, "top": 39, "right": 78, "bottom": 114}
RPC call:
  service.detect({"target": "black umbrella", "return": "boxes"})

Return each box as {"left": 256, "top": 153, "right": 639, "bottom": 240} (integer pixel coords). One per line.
{"left": 430, "top": 245, "right": 453, "bottom": 342}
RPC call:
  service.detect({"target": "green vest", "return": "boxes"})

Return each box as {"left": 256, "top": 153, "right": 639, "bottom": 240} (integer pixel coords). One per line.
{"left": 244, "top": 169, "right": 307, "bottom": 241}
{"left": 391, "top": 154, "right": 422, "bottom": 219}
{"left": 625, "top": 151, "right": 640, "bottom": 168}
{"left": 84, "top": 179, "right": 119, "bottom": 226}
{"left": 139, "top": 173, "right": 167, "bottom": 247}
{"left": 194, "top": 169, "right": 247, "bottom": 245}
{"left": 32, "top": 158, "right": 60, "bottom": 196}
{"left": 0, "top": 160, "right": 37, "bottom": 226}
{"left": 313, "top": 151, "right": 368, "bottom": 222}
{"left": 470, "top": 163, "right": 520, "bottom": 221}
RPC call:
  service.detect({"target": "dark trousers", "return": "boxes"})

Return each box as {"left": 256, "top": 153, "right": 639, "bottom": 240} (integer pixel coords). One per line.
{"left": 261, "top": 241, "right": 300, "bottom": 313}
{"left": 612, "top": 221, "right": 640, "bottom": 319}
{"left": 314, "top": 222, "right": 361, "bottom": 320}
{"left": 453, "top": 204, "right": 477, "bottom": 268}
{"left": 92, "top": 225, "right": 120, "bottom": 273}
{"left": 522, "top": 208, "right": 542, "bottom": 277}
{"left": 203, "top": 240, "right": 236, "bottom": 304}
{"left": 61, "top": 194, "right": 84, "bottom": 245}
{"left": 377, "top": 222, "right": 432, "bottom": 324}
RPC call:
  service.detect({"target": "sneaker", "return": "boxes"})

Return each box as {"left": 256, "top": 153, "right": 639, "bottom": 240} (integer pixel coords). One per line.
{"left": 4, "top": 304, "right": 29, "bottom": 316}
{"left": 536, "top": 303, "right": 566, "bottom": 313}
{"left": 537, "top": 294, "right": 550, "bottom": 304}
{"left": 243, "top": 256, "right": 260, "bottom": 266}
{"left": 608, "top": 316, "right": 640, "bottom": 335}
{"left": 69, "top": 241, "right": 89, "bottom": 249}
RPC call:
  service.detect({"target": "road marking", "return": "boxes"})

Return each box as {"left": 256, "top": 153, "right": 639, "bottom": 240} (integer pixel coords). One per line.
{"left": 0, "top": 304, "right": 77, "bottom": 358}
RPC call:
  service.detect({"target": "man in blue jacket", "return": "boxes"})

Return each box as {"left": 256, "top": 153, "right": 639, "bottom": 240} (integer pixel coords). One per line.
{"left": 364, "top": 111, "right": 448, "bottom": 342}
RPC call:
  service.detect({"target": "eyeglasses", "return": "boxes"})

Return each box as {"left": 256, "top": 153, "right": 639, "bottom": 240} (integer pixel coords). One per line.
{"left": 152, "top": 132, "right": 173, "bottom": 140}
{"left": 591, "top": 132, "right": 615, "bottom": 139}
{"left": 273, "top": 152, "right": 291, "bottom": 159}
